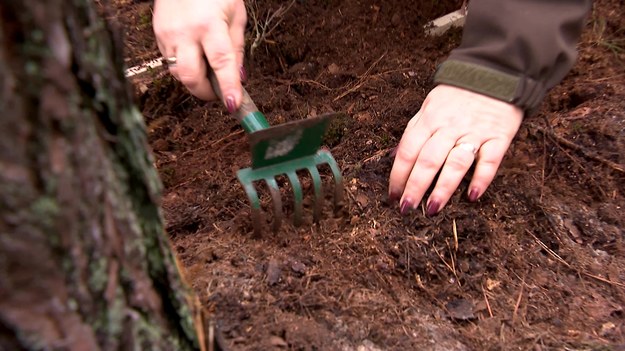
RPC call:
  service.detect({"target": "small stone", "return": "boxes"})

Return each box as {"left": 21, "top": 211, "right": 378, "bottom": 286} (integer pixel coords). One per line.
{"left": 290, "top": 260, "right": 307, "bottom": 275}
{"left": 350, "top": 215, "right": 359, "bottom": 225}
{"left": 328, "top": 63, "right": 340, "bottom": 74}
{"left": 445, "top": 298, "right": 476, "bottom": 321}
{"left": 266, "top": 258, "right": 282, "bottom": 286}
{"left": 600, "top": 322, "right": 616, "bottom": 337}
{"left": 355, "top": 111, "right": 372, "bottom": 123}
{"left": 391, "top": 13, "right": 401, "bottom": 26}
{"left": 356, "top": 193, "right": 369, "bottom": 208}
{"left": 269, "top": 335, "right": 288, "bottom": 348}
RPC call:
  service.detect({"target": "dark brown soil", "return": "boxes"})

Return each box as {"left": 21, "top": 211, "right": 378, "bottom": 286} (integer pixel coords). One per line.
{"left": 114, "top": 0, "right": 625, "bottom": 349}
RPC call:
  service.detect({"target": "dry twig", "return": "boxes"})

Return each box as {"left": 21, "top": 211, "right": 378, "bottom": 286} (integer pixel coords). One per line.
{"left": 482, "top": 284, "right": 494, "bottom": 318}
{"left": 528, "top": 123, "right": 625, "bottom": 174}
{"left": 333, "top": 53, "right": 386, "bottom": 101}
{"left": 512, "top": 274, "right": 526, "bottom": 323}
{"left": 246, "top": 0, "right": 296, "bottom": 58}
{"left": 528, "top": 230, "right": 625, "bottom": 288}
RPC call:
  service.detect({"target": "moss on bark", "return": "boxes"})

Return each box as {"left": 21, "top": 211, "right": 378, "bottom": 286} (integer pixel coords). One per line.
{"left": 0, "top": 1, "right": 199, "bottom": 350}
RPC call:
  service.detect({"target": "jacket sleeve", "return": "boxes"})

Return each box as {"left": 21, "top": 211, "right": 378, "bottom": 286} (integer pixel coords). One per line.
{"left": 433, "top": 0, "right": 592, "bottom": 113}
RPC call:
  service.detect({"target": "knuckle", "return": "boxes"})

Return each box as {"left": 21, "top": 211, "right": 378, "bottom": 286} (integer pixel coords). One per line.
{"left": 177, "top": 73, "right": 202, "bottom": 88}
{"left": 208, "top": 50, "right": 236, "bottom": 70}
{"left": 394, "top": 147, "right": 415, "bottom": 164}
{"left": 445, "top": 155, "right": 469, "bottom": 170}
{"left": 416, "top": 155, "right": 440, "bottom": 171}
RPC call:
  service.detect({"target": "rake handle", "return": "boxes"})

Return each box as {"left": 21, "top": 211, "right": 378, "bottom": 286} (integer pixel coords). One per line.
{"left": 206, "top": 63, "right": 269, "bottom": 134}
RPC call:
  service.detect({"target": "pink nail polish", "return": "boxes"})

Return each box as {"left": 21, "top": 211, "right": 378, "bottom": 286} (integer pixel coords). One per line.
{"left": 400, "top": 199, "right": 413, "bottom": 215}
{"left": 388, "top": 189, "right": 401, "bottom": 204}
{"left": 468, "top": 189, "right": 480, "bottom": 202}
{"left": 226, "top": 95, "right": 236, "bottom": 114}
{"left": 426, "top": 201, "right": 440, "bottom": 217}
{"left": 240, "top": 65, "right": 247, "bottom": 82}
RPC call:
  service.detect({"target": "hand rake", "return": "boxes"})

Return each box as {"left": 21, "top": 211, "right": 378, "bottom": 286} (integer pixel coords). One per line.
{"left": 207, "top": 68, "right": 344, "bottom": 236}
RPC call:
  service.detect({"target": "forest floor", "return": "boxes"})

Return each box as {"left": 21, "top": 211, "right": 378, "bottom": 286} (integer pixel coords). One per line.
{"left": 112, "top": 0, "right": 625, "bottom": 349}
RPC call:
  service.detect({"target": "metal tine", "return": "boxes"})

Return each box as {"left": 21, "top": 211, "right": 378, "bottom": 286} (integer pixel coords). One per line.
{"left": 285, "top": 171, "right": 304, "bottom": 226}
{"left": 307, "top": 165, "right": 323, "bottom": 222}
{"left": 318, "top": 150, "right": 344, "bottom": 211}
{"left": 237, "top": 172, "right": 263, "bottom": 237}
{"left": 264, "top": 177, "right": 283, "bottom": 232}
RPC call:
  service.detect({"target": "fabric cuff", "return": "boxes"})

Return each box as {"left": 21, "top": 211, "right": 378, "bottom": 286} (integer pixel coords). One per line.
{"left": 433, "top": 60, "right": 546, "bottom": 113}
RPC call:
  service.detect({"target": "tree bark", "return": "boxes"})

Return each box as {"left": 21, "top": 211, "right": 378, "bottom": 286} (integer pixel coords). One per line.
{"left": 0, "top": 1, "right": 199, "bottom": 350}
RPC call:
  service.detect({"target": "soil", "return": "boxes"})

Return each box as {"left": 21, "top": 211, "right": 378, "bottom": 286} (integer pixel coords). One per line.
{"left": 112, "top": 0, "right": 625, "bottom": 349}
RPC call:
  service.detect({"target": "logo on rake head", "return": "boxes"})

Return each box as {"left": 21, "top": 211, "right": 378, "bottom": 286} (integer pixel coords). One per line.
{"left": 264, "top": 129, "right": 303, "bottom": 160}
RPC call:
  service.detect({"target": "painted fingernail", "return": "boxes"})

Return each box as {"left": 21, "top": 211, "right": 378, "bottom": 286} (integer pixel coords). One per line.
{"left": 390, "top": 146, "right": 398, "bottom": 158}
{"left": 400, "top": 199, "right": 414, "bottom": 216}
{"left": 240, "top": 65, "right": 247, "bottom": 82}
{"left": 226, "top": 95, "right": 236, "bottom": 114}
{"left": 468, "top": 188, "right": 480, "bottom": 202}
{"left": 388, "top": 189, "right": 401, "bottom": 204}
{"left": 426, "top": 200, "right": 440, "bottom": 217}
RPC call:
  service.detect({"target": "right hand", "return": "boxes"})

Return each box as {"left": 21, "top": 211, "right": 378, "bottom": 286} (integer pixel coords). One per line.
{"left": 153, "top": 0, "right": 247, "bottom": 112}
{"left": 388, "top": 84, "right": 523, "bottom": 216}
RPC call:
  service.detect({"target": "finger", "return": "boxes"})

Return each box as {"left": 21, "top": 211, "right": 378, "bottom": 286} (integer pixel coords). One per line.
{"left": 156, "top": 39, "right": 168, "bottom": 60}
{"left": 427, "top": 142, "right": 478, "bottom": 215}
{"left": 175, "top": 42, "right": 216, "bottom": 100}
{"left": 467, "top": 139, "right": 510, "bottom": 201}
{"left": 230, "top": 1, "right": 247, "bottom": 78}
{"left": 201, "top": 20, "right": 242, "bottom": 112}
{"left": 400, "top": 131, "right": 456, "bottom": 214}
{"left": 157, "top": 40, "right": 180, "bottom": 79}
{"left": 388, "top": 111, "right": 430, "bottom": 200}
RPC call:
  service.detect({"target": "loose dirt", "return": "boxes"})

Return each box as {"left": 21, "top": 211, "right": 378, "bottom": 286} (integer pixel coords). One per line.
{"left": 113, "top": 0, "right": 625, "bottom": 349}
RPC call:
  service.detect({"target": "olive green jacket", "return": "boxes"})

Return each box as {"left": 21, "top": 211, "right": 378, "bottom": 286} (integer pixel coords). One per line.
{"left": 434, "top": 0, "right": 593, "bottom": 113}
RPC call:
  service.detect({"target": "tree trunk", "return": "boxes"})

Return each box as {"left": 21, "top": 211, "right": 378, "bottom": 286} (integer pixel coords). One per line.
{"left": 0, "top": 1, "right": 200, "bottom": 350}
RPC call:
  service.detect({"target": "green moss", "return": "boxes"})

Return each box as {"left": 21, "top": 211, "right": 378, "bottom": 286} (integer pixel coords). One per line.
{"left": 88, "top": 257, "right": 108, "bottom": 293}
{"left": 92, "top": 284, "right": 125, "bottom": 343}
{"left": 323, "top": 113, "right": 350, "bottom": 147}
{"left": 67, "top": 298, "right": 78, "bottom": 312}
{"left": 30, "top": 196, "right": 59, "bottom": 228}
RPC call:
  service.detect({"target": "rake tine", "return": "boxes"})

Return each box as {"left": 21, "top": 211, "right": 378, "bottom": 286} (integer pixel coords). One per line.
{"left": 285, "top": 171, "right": 304, "bottom": 226}
{"left": 307, "top": 165, "right": 323, "bottom": 223}
{"left": 264, "top": 177, "right": 283, "bottom": 233}
{"left": 317, "top": 150, "right": 344, "bottom": 211}
{"left": 237, "top": 170, "right": 263, "bottom": 237}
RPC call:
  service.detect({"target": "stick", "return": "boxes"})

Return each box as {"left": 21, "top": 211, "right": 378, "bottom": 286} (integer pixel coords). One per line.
{"left": 125, "top": 57, "right": 165, "bottom": 78}
{"left": 333, "top": 53, "right": 386, "bottom": 101}
{"left": 180, "top": 130, "right": 244, "bottom": 158}
{"left": 362, "top": 147, "right": 394, "bottom": 163}
{"left": 528, "top": 230, "right": 625, "bottom": 288}
{"left": 512, "top": 274, "right": 526, "bottom": 323}
{"left": 528, "top": 123, "right": 625, "bottom": 174}
{"left": 482, "top": 284, "right": 494, "bottom": 318}
{"left": 452, "top": 219, "right": 458, "bottom": 252}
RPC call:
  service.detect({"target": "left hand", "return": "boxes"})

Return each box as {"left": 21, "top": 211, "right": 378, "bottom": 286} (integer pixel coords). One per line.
{"left": 388, "top": 84, "right": 523, "bottom": 216}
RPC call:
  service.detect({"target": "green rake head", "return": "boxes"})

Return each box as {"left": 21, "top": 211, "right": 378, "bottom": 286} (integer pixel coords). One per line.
{"left": 238, "top": 113, "right": 344, "bottom": 236}
{"left": 206, "top": 65, "right": 344, "bottom": 236}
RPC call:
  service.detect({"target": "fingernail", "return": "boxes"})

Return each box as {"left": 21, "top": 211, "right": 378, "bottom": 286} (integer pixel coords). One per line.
{"left": 468, "top": 188, "right": 480, "bottom": 202}
{"left": 226, "top": 95, "right": 236, "bottom": 114}
{"left": 390, "top": 146, "right": 398, "bottom": 158}
{"left": 400, "top": 199, "right": 414, "bottom": 216}
{"left": 388, "top": 189, "right": 401, "bottom": 204}
{"left": 239, "top": 65, "right": 247, "bottom": 82}
{"left": 426, "top": 200, "right": 440, "bottom": 217}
